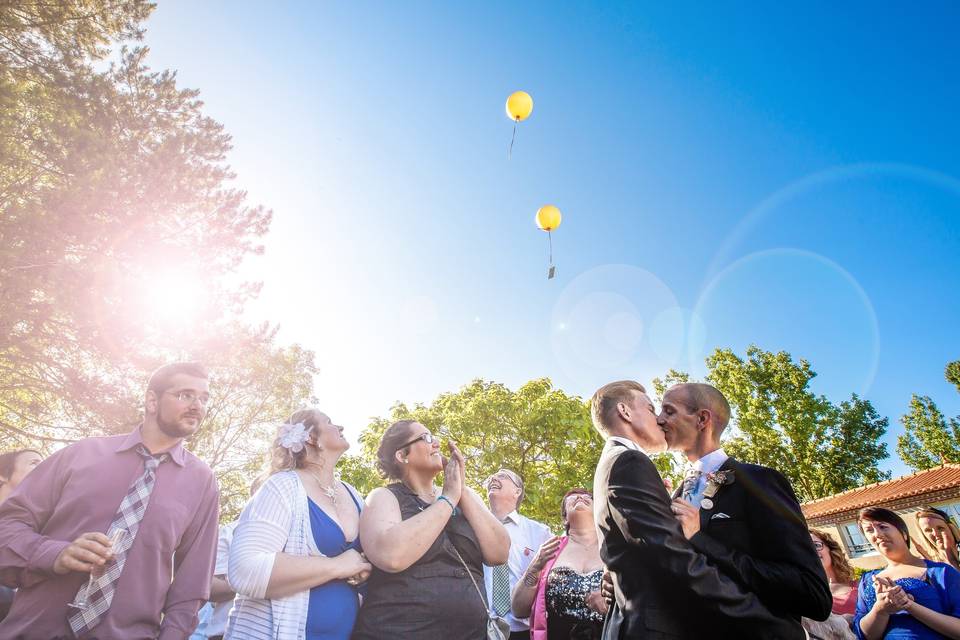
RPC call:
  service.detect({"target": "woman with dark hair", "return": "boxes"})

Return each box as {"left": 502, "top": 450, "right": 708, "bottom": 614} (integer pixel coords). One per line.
{"left": 811, "top": 528, "right": 858, "bottom": 624}
{"left": 0, "top": 449, "right": 43, "bottom": 505}
{"left": 351, "top": 421, "right": 509, "bottom": 639}
{"left": 915, "top": 507, "right": 960, "bottom": 572}
{"left": 854, "top": 506, "right": 960, "bottom": 640}
{"left": 226, "top": 409, "right": 372, "bottom": 640}
{"left": 512, "top": 489, "right": 606, "bottom": 640}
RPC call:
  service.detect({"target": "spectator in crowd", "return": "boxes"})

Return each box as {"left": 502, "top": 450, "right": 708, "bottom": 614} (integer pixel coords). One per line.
{"left": 0, "top": 362, "right": 220, "bottom": 640}
{"left": 225, "top": 409, "right": 370, "bottom": 640}
{"left": 915, "top": 507, "right": 960, "bottom": 572}
{"left": 854, "top": 506, "right": 960, "bottom": 640}
{"left": 194, "top": 476, "right": 266, "bottom": 640}
{"left": 483, "top": 468, "right": 553, "bottom": 640}
{"left": 0, "top": 448, "right": 43, "bottom": 621}
{"left": 810, "top": 528, "right": 858, "bottom": 626}
{"left": 351, "top": 420, "right": 509, "bottom": 639}
{"left": 0, "top": 449, "right": 43, "bottom": 505}
{"left": 512, "top": 489, "right": 606, "bottom": 640}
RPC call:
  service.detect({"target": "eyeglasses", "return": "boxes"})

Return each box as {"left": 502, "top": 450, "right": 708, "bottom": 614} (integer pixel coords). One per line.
{"left": 396, "top": 432, "right": 436, "bottom": 451}
{"left": 811, "top": 541, "right": 825, "bottom": 551}
{"left": 164, "top": 390, "right": 210, "bottom": 407}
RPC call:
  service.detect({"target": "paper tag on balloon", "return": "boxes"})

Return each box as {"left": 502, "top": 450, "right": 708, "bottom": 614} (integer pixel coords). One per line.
{"left": 548, "top": 266, "right": 556, "bottom": 279}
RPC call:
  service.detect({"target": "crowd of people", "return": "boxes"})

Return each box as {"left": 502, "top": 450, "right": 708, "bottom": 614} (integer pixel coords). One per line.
{"left": 0, "top": 362, "right": 958, "bottom": 639}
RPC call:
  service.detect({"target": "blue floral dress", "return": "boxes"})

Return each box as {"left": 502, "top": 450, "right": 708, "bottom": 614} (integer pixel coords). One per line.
{"left": 854, "top": 560, "right": 960, "bottom": 639}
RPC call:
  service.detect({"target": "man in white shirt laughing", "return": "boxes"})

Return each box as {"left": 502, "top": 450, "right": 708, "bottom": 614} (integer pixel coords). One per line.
{"left": 483, "top": 469, "right": 553, "bottom": 640}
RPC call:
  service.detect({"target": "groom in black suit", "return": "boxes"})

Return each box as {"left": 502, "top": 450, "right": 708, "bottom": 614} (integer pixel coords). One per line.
{"left": 591, "top": 380, "right": 803, "bottom": 639}
{"left": 661, "top": 382, "right": 832, "bottom": 630}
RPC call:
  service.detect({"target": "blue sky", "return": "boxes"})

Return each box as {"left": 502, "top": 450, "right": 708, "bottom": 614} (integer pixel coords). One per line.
{"left": 144, "top": 1, "right": 960, "bottom": 478}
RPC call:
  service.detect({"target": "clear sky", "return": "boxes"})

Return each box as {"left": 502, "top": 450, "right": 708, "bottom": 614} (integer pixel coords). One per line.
{"left": 143, "top": 1, "right": 960, "bottom": 478}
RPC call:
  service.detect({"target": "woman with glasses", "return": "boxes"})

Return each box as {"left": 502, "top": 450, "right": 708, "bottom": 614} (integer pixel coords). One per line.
{"left": 225, "top": 409, "right": 372, "bottom": 640}
{"left": 512, "top": 488, "right": 607, "bottom": 640}
{"left": 351, "top": 420, "right": 510, "bottom": 639}
{"left": 854, "top": 506, "right": 960, "bottom": 640}
{"left": 810, "top": 528, "right": 858, "bottom": 626}
{"left": 915, "top": 507, "right": 960, "bottom": 572}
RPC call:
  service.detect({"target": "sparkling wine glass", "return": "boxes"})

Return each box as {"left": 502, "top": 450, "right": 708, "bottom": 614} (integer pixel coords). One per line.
{"left": 68, "top": 527, "right": 129, "bottom": 609}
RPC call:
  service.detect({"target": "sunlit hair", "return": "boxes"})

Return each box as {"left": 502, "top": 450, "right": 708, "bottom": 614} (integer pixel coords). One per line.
{"left": 560, "top": 488, "right": 593, "bottom": 534}
{"left": 668, "top": 383, "right": 732, "bottom": 436}
{"left": 0, "top": 449, "right": 42, "bottom": 486}
{"left": 268, "top": 408, "right": 324, "bottom": 475}
{"left": 146, "top": 362, "right": 208, "bottom": 397}
{"left": 914, "top": 506, "right": 960, "bottom": 562}
{"left": 376, "top": 420, "right": 419, "bottom": 481}
{"left": 484, "top": 468, "right": 525, "bottom": 508}
{"left": 858, "top": 506, "right": 910, "bottom": 547}
{"left": 809, "top": 528, "right": 855, "bottom": 584}
{"left": 590, "top": 380, "right": 647, "bottom": 434}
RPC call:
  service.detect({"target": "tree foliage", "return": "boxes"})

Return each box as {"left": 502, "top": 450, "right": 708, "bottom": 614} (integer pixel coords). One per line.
{"left": 897, "top": 359, "right": 960, "bottom": 471}
{"left": 701, "top": 346, "right": 889, "bottom": 501}
{"left": 341, "top": 379, "right": 599, "bottom": 531}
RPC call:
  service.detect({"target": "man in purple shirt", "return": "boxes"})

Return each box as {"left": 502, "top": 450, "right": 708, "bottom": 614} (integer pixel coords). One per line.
{"left": 0, "top": 362, "right": 220, "bottom": 639}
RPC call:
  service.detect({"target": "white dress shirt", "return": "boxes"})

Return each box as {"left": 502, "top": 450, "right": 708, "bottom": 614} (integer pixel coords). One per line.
{"left": 483, "top": 510, "right": 553, "bottom": 632}
{"left": 609, "top": 436, "right": 641, "bottom": 451}
{"left": 687, "top": 448, "right": 729, "bottom": 508}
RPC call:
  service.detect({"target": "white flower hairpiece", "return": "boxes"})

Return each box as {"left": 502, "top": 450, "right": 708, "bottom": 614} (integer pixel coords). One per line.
{"left": 278, "top": 422, "right": 311, "bottom": 453}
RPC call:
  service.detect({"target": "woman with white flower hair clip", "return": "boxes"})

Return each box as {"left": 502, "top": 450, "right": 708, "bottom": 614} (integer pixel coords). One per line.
{"left": 225, "top": 408, "right": 372, "bottom": 640}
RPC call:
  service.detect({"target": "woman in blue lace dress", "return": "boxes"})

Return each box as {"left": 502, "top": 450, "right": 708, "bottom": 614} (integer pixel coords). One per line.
{"left": 854, "top": 507, "right": 960, "bottom": 640}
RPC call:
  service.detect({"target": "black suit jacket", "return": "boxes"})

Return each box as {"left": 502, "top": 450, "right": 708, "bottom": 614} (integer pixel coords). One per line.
{"left": 674, "top": 456, "right": 832, "bottom": 623}
{"left": 594, "top": 439, "right": 803, "bottom": 640}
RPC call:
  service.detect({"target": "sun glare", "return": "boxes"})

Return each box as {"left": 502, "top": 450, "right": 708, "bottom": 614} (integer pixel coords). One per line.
{"left": 141, "top": 267, "right": 207, "bottom": 330}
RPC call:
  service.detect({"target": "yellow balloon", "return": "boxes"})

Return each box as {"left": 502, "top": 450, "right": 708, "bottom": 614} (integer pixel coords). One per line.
{"left": 506, "top": 91, "right": 534, "bottom": 122}
{"left": 536, "top": 205, "right": 562, "bottom": 232}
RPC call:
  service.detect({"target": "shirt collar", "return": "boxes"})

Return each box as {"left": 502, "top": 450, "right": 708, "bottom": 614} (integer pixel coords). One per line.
{"left": 609, "top": 436, "right": 641, "bottom": 452}
{"left": 693, "top": 448, "right": 728, "bottom": 474}
{"left": 115, "top": 425, "right": 186, "bottom": 467}
{"left": 502, "top": 510, "right": 521, "bottom": 525}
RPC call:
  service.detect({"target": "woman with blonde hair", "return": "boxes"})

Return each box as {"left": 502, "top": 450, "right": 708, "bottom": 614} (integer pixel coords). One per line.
{"left": 915, "top": 507, "right": 960, "bottom": 572}
{"left": 810, "top": 528, "right": 858, "bottom": 625}
{"left": 225, "top": 409, "right": 372, "bottom": 640}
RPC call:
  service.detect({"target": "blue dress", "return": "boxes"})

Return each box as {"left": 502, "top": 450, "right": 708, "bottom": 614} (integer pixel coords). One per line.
{"left": 304, "top": 486, "right": 363, "bottom": 640}
{"left": 854, "top": 560, "right": 960, "bottom": 639}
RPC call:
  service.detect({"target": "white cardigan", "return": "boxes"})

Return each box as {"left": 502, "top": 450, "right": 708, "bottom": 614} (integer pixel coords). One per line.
{"left": 224, "top": 470, "right": 363, "bottom": 640}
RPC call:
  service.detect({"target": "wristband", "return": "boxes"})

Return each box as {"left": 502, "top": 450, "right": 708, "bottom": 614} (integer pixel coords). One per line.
{"left": 436, "top": 494, "right": 455, "bottom": 513}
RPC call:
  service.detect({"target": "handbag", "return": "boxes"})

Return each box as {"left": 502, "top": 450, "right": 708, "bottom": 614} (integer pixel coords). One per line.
{"left": 450, "top": 543, "right": 511, "bottom": 640}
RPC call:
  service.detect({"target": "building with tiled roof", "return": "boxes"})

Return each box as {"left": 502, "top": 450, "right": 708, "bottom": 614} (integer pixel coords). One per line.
{"left": 801, "top": 464, "right": 960, "bottom": 570}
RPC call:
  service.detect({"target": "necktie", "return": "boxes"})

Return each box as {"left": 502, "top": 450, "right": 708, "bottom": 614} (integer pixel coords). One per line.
{"left": 68, "top": 445, "right": 168, "bottom": 635}
{"left": 681, "top": 469, "right": 701, "bottom": 503}
{"left": 491, "top": 562, "right": 511, "bottom": 617}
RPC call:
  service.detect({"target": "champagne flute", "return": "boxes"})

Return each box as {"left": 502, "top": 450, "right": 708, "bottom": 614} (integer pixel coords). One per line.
{"left": 68, "top": 527, "right": 129, "bottom": 609}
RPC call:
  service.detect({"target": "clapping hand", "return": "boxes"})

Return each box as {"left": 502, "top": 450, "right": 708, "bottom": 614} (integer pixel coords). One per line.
{"left": 440, "top": 441, "right": 465, "bottom": 507}
{"left": 873, "top": 576, "right": 914, "bottom": 614}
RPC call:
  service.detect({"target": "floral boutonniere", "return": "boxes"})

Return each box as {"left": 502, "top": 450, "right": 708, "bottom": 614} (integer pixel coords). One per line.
{"left": 702, "top": 470, "right": 735, "bottom": 499}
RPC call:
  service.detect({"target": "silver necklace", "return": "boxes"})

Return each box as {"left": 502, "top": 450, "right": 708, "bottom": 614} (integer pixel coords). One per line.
{"left": 307, "top": 471, "right": 338, "bottom": 506}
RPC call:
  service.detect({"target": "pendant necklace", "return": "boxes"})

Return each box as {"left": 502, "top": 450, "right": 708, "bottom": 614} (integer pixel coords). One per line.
{"left": 307, "top": 470, "right": 338, "bottom": 506}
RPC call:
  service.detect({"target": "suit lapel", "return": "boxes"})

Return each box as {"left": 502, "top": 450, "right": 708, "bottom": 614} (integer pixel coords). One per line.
{"left": 700, "top": 457, "right": 737, "bottom": 529}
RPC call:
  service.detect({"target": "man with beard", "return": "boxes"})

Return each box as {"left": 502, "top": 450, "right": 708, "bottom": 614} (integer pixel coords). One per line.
{"left": 660, "top": 382, "right": 831, "bottom": 630}
{"left": 591, "top": 380, "right": 801, "bottom": 639}
{"left": 0, "top": 362, "right": 219, "bottom": 640}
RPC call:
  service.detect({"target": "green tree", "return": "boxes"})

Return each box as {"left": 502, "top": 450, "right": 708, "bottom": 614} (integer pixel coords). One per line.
{"left": 348, "top": 379, "right": 600, "bottom": 531}
{"left": 705, "top": 346, "right": 889, "bottom": 501}
{"left": 897, "top": 359, "right": 960, "bottom": 470}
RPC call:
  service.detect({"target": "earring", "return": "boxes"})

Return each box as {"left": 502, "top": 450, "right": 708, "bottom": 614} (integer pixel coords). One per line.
{"left": 403, "top": 459, "right": 409, "bottom": 464}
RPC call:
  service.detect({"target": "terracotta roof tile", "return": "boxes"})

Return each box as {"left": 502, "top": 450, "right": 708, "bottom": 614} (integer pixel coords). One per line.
{"left": 801, "top": 464, "right": 960, "bottom": 521}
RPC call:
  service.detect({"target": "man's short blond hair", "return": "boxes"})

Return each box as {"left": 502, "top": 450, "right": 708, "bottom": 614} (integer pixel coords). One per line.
{"left": 591, "top": 380, "right": 647, "bottom": 434}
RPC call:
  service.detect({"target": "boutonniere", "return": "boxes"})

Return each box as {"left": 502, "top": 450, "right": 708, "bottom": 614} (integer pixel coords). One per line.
{"left": 702, "top": 470, "right": 735, "bottom": 499}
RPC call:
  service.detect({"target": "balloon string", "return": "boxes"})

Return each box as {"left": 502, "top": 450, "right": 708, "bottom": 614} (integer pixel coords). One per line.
{"left": 548, "top": 231, "right": 553, "bottom": 265}
{"left": 509, "top": 121, "right": 517, "bottom": 159}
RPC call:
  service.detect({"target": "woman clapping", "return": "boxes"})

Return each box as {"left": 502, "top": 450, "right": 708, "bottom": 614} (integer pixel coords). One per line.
{"left": 351, "top": 421, "right": 509, "bottom": 639}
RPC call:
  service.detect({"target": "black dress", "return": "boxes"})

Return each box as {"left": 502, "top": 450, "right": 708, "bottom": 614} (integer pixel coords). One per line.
{"left": 351, "top": 483, "right": 487, "bottom": 640}
{"left": 545, "top": 567, "right": 604, "bottom": 640}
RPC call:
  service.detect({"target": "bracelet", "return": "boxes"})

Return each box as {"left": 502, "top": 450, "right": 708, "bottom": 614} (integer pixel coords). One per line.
{"left": 436, "top": 494, "right": 455, "bottom": 512}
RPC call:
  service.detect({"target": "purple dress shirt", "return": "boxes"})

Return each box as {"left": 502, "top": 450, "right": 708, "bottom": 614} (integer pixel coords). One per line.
{"left": 0, "top": 427, "right": 219, "bottom": 640}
